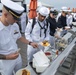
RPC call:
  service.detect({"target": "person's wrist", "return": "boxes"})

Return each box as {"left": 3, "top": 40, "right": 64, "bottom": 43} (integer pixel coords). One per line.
{"left": 28, "top": 41, "right": 32, "bottom": 45}
{"left": 0, "top": 54, "right": 6, "bottom": 59}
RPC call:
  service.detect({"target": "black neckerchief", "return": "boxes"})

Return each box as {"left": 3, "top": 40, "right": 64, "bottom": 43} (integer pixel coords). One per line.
{"left": 38, "top": 21, "right": 47, "bottom": 37}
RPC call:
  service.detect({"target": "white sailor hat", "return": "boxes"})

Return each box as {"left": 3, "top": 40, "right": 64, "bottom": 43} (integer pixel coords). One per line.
{"left": 1, "top": 0, "right": 24, "bottom": 20}
{"left": 60, "top": 6, "right": 69, "bottom": 12}
{"left": 38, "top": 6, "right": 49, "bottom": 16}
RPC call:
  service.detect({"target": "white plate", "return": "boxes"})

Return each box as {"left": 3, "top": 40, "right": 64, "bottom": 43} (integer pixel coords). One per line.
{"left": 40, "top": 42, "right": 50, "bottom": 47}
{"left": 16, "top": 68, "right": 30, "bottom": 75}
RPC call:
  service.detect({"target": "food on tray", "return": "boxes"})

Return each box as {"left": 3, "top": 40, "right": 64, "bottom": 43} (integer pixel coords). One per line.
{"left": 22, "top": 69, "right": 30, "bottom": 75}
{"left": 59, "top": 43, "right": 65, "bottom": 47}
{"left": 45, "top": 52, "right": 51, "bottom": 55}
{"left": 42, "top": 41, "right": 50, "bottom": 46}
{"left": 16, "top": 69, "right": 30, "bottom": 75}
{"left": 56, "top": 50, "right": 59, "bottom": 55}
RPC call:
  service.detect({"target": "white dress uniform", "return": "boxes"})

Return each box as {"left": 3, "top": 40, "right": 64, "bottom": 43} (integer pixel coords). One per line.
{"left": 25, "top": 18, "right": 50, "bottom": 63}
{"left": 0, "top": 0, "right": 24, "bottom": 75}
{"left": 66, "top": 14, "right": 73, "bottom": 26}
{"left": 66, "top": 9, "right": 73, "bottom": 26}
{"left": 20, "top": 12, "right": 27, "bottom": 33}
{"left": 0, "top": 22, "right": 22, "bottom": 75}
{"left": 25, "top": 7, "right": 50, "bottom": 63}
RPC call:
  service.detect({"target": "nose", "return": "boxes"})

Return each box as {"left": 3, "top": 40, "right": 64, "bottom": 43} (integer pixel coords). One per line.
{"left": 42, "top": 17, "right": 45, "bottom": 20}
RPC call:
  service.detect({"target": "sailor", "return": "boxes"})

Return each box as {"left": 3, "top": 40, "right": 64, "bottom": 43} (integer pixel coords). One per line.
{"left": 46, "top": 8, "right": 57, "bottom": 48}
{"left": 73, "top": 12, "right": 76, "bottom": 22}
{"left": 20, "top": 4, "right": 28, "bottom": 33}
{"left": 57, "top": 7, "right": 70, "bottom": 36}
{"left": 57, "top": 6, "right": 69, "bottom": 28}
{"left": 0, "top": 0, "right": 38, "bottom": 75}
{"left": 25, "top": 6, "right": 50, "bottom": 63}
{"left": 47, "top": 8, "right": 57, "bottom": 36}
{"left": 66, "top": 9, "right": 73, "bottom": 26}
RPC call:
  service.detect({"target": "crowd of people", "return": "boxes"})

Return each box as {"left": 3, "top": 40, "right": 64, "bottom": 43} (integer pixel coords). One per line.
{"left": 0, "top": 0, "right": 76, "bottom": 75}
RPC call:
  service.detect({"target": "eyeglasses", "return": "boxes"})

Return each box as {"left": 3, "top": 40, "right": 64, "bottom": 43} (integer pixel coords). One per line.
{"left": 52, "top": 13, "right": 56, "bottom": 16}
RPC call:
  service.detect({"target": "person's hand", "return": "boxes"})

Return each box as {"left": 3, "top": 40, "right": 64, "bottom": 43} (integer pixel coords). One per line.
{"left": 30, "top": 42, "right": 38, "bottom": 48}
{"left": 65, "top": 26, "right": 71, "bottom": 30}
{"left": 54, "top": 33, "right": 61, "bottom": 39}
{"left": 5, "top": 52, "right": 19, "bottom": 60}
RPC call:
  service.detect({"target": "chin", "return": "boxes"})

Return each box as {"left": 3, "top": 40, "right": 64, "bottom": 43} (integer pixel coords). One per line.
{"left": 10, "top": 22, "right": 15, "bottom": 25}
{"left": 40, "top": 20, "right": 44, "bottom": 22}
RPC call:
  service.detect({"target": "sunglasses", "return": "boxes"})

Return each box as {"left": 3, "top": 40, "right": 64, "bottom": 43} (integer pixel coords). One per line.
{"left": 52, "top": 13, "right": 57, "bottom": 16}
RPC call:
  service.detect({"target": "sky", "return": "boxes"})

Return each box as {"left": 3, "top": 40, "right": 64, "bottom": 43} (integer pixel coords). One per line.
{"left": 0, "top": 0, "right": 76, "bottom": 10}
{"left": 25, "top": 0, "right": 76, "bottom": 10}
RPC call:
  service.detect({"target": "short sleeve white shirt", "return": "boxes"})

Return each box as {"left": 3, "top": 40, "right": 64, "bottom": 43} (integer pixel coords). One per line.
{"left": 0, "top": 22, "right": 21, "bottom": 55}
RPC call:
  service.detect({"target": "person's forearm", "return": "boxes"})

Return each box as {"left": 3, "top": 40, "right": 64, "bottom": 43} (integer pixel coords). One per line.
{"left": 18, "top": 37, "right": 31, "bottom": 45}
{"left": 0, "top": 54, "right": 6, "bottom": 59}
{"left": 0, "top": 52, "right": 19, "bottom": 60}
{"left": 19, "top": 37, "right": 38, "bottom": 48}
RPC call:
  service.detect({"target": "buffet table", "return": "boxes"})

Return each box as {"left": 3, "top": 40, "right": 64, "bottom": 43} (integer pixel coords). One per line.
{"left": 25, "top": 37, "right": 76, "bottom": 75}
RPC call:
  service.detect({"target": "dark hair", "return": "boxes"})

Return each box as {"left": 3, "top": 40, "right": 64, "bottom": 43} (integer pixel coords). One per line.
{"left": 50, "top": 10, "right": 58, "bottom": 15}
{"left": 22, "top": 4, "right": 27, "bottom": 12}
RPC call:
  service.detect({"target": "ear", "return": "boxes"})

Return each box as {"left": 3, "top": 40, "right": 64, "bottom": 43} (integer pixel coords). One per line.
{"left": 38, "top": 13, "right": 39, "bottom": 15}
{"left": 38, "top": 13, "right": 39, "bottom": 17}
{"left": 4, "top": 13, "right": 8, "bottom": 18}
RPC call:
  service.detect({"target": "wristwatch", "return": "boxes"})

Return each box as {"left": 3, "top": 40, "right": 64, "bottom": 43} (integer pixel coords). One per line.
{"left": 29, "top": 41, "right": 32, "bottom": 45}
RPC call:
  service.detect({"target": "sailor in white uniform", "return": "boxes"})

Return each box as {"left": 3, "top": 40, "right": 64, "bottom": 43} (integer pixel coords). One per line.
{"left": 66, "top": 10, "right": 73, "bottom": 26}
{"left": 0, "top": 0, "right": 38, "bottom": 75}
{"left": 73, "top": 13, "right": 76, "bottom": 22}
{"left": 25, "top": 6, "right": 50, "bottom": 63}
{"left": 20, "top": 4, "right": 27, "bottom": 33}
